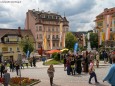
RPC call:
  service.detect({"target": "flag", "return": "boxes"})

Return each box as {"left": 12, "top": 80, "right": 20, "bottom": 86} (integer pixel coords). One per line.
{"left": 105, "top": 28, "right": 110, "bottom": 41}
{"left": 43, "top": 31, "right": 47, "bottom": 50}
{"left": 102, "top": 32, "right": 105, "bottom": 41}
{"left": 83, "top": 34, "right": 86, "bottom": 46}
{"left": 63, "top": 33, "right": 65, "bottom": 47}
{"left": 112, "top": 19, "right": 114, "bottom": 31}
{"left": 99, "top": 32, "right": 102, "bottom": 45}
{"left": 74, "top": 43, "right": 78, "bottom": 55}
{"left": 50, "top": 33, "right": 52, "bottom": 49}
{"left": 26, "top": 50, "right": 29, "bottom": 58}
{"left": 59, "top": 22, "right": 63, "bottom": 47}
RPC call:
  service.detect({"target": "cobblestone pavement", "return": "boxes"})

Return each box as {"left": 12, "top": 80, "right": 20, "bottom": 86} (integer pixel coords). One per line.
{"left": 8, "top": 62, "right": 111, "bottom": 86}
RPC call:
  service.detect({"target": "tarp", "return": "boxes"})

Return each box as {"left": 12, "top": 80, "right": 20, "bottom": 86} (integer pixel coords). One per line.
{"left": 46, "top": 50, "right": 61, "bottom": 54}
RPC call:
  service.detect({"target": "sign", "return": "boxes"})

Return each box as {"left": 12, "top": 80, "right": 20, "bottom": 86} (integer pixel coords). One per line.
{"left": 74, "top": 43, "right": 78, "bottom": 55}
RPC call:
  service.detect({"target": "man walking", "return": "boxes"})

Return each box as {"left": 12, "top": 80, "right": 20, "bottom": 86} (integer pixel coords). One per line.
{"left": 1, "top": 63, "right": 5, "bottom": 78}
{"left": 3, "top": 69, "right": 10, "bottom": 86}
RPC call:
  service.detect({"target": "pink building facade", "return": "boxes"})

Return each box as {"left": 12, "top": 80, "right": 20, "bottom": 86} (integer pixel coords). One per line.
{"left": 25, "top": 9, "right": 69, "bottom": 50}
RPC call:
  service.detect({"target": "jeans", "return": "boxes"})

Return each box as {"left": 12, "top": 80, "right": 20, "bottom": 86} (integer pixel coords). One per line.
{"left": 50, "top": 77, "right": 53, "bottom": 86}
{"left": 89, "top": 71, "right": 98, "bottom": 83}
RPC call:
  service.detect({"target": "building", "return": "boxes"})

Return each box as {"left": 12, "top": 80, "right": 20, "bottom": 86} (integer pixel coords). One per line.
{"left": 25, "top": 9, "right": 69, "bottom": 50}
{"left": 95, "top": 7, "right": 115, "bottom": 48}
{"left": 0, "top": 27, "right": 35, "bottom": 61}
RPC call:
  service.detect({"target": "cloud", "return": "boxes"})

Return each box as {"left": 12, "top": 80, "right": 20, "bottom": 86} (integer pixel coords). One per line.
{"left": 0, "top": 0, "right": 115, "bottom": 31}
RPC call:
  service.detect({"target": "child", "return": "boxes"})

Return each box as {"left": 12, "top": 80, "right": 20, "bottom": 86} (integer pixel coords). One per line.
{"left": 47, "top": 64, "right": 55, "bottom": 86}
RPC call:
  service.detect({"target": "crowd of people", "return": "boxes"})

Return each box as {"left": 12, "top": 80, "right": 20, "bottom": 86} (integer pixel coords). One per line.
{"left": 62, "top": 50, "right": 115, "bottom": 85}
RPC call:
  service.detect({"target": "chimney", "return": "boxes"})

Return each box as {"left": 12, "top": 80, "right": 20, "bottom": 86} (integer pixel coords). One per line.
{"left": 104, "top": 8, "right": 108, "bottom": 12}
{"left": 18, "top": 27, "right": 21, "bottom": 35}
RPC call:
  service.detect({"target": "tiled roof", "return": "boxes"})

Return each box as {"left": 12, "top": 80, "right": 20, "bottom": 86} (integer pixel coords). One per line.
{"left": 96, "top": 7, "right": 115, "bottom": 17}
{"left": 0, "top": 28, "right": 35, "bottom": 42}
{"left": 29, "top": 10, "right": 68, "bottom": 22}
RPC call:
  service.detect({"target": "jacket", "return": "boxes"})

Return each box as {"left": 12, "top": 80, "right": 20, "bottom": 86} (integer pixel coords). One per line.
{"left": 103, "top": 64, "right": 115, "bottom": 85}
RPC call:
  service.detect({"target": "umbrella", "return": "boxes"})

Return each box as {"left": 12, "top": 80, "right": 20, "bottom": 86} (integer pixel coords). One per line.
{"left": 60, "top": 48, "right": 69, "bottom": 52}
{"left": 46, "top": 49, "right": 61, "bottom": 54}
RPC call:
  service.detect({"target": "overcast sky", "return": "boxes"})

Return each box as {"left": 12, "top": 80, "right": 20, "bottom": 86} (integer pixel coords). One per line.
{"left": 0, "top": 0, "right": 115, "bottom": 31}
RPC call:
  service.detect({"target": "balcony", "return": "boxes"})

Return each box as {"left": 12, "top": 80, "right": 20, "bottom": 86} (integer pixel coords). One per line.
{"left": 47, "top": 38, "right": 60, "bottom": 41}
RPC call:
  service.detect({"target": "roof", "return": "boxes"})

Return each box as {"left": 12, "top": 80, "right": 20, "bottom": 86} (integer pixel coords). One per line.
{"left": 72, "top": 32, "right": 87, "bottom": 38}
{"left": 96, "top": 7, "right": 115, "bottom": 18}
{"left": 0, "top": 28, "right": 35, "bottom": 42}
{"left": 28, "top": 10, "right": 68, "bottom": 22}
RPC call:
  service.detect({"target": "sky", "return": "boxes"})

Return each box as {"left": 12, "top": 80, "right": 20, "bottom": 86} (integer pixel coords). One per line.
{"left": 0, "top": 0, "right": 115, "bottom": 32}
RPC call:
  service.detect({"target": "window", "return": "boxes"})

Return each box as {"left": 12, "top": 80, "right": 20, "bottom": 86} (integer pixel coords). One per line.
{"left": 39, "top": 26, "right": 42, "bottom": 31}
{"left": 10, "top": 48, "right": 12, "bottom": 52}
{"left": 36, "top": 26, "right": 38, "bottom": 31}
{"left": 52, "top": 27, "right": 54, "bottom": 32}
{"left": 39, "top": 34, "right": 42, "bottom": 39}
{"left": 66, "top": 28, "right": 68, "bottom": 31}
{"left": 17, "top": 47, "right": 19, "bottom": 51}
{"left": 56, "top": 35, "right": 58, "bottom": 38}
{"left": 17, "top": 37, "right": 19, "bottom": 41}
{"left": 37, "top": 34, "right": 38, "bottom": 39}
{"left": 53, "top": 35, "right": 55, "bottom": 39}
{"left": 48, "top": 28, "right": 50, "bottom": 32}
{"left": 56, "top": 27, "right": 58, "bottom": 32}
{"left": 57, "top": 43, "right": 58, "bottom": 47}
{"left": 53, "top": 43, "right": 55, "bottom": 47}
{"left": 48, "top": 35, "right": 50, "bottom": 39}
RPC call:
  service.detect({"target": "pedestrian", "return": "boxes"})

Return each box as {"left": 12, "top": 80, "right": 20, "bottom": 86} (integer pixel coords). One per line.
{"left": 63, "top": 56, "right": 67, "bottom": 71}
{"left": 33, "top": 56, "right": 36, "bottom": 67}
{"left": 76, "top": 55, "right": 82, "bottom": 74}
{"left": 1, "top": 63, "right": 5, "bottom": 78}
{"left": 70, "top": 57, "right": 75, "bottom": 75}
{"left": 103, "top": 54, "right": 115, "bottom": 86}
{"left": 29, "top": 57, "right": 33, "bottom": 67}
{"left": 25, "top": 59, "right": 29, "bottom": 68}
{"left": 9, "top": 61, "right": 14, "bottom": 72}
{"left": 88, "top": 60, "right": 99, "bottom": 84}
{"left": 96, "top": 52, "right": 100, "bottom": 68}
{"left": 66, "top": 57, "right": 71, "bottom": 75}
{"left": 47, "top": 64, "right": 55, "bottom": 86}
{"left": 15, "top": 62, "right": 19, "bottom": 76}
{"left": 2, "top": 69, "right": 10, "bottom": 86}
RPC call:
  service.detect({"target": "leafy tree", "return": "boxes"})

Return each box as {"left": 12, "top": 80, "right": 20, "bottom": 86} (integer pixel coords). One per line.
{"left": 19, "top": 36, "right": 34, "bottom": 56}
{"left": 65, "top": 32, "right": 77, "bottom": 51}
{"left": 89, "top": 32, "right": 98, "bottom": 49}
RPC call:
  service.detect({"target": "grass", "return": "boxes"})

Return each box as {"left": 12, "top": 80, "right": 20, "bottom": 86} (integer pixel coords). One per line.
{"left": 45, "top": 59, "right": 63, "bottom": 65}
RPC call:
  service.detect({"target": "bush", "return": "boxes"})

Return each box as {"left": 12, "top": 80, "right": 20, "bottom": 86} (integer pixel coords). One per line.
{"left": 51, "top": 53, "right": 60, "bottom": 61}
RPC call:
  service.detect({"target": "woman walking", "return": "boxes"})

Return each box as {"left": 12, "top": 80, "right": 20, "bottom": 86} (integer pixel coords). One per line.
{"left": 103, "top": 54, "right": 115, "bottom": 86}
{"left": 47, "top": 64, "right": 55, "bottom": 86}
{"left": 88, "top": 60, "right": 99, "bottom": 84}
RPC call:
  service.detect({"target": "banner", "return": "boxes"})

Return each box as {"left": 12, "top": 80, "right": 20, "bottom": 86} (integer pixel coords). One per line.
{"left": 50, "top": 33, "right": 52, "bottom": 49}
{"left": 74, "top": 43, "right": 78, "bottom": 55}
{"left": 83, "top": 34, "right": 86, "bottom": 46}
{"left": 59, "top": 22, "right": 63, "bottom": 47}
{"left": 26, "top": 50, "right": 29, "bottom": 58}
{"left": 43, "top": 31, "right": 47, "bottom": 50}
{"left": 99, "top": 32, "right": 102, "bottom": 45}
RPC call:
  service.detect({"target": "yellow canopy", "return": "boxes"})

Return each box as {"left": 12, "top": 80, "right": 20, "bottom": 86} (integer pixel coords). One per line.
{"left": 60, "top": 48, "right": 69, "bottom": 52}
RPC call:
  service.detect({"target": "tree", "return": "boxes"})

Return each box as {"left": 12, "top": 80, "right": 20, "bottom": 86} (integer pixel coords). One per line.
{"left": 65, "top": 32, "right": 77, "bottom": 51}
{"left": 90, "top": 32, "right": 98, "bottom": 49}
{"left": 19, "top": 36, "right": 34, "bottom": 56}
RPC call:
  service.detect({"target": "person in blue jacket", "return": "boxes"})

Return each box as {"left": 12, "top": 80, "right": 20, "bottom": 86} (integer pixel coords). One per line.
{"left": 103, "top": 54, "right": 115, "bottom": 86}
